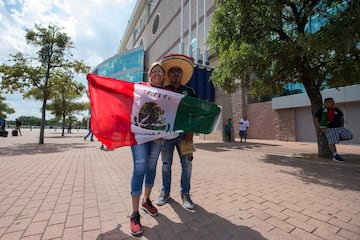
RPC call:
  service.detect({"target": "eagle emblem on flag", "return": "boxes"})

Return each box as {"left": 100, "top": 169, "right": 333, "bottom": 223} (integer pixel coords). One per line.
{"left": 134, "top": 102, "right": 168, "bottom": 131}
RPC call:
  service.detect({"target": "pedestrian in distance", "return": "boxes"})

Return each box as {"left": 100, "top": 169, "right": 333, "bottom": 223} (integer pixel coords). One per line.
{"left": 224, "top": 118, "right": 233, "bottom": 142}
{"left": 15, "top": 118, "right": 22, "bottom": 136}
{"left": 84, "top": 121, "right": 94, "bottom": 141}
{"left": 156, "top": 54, "right": 197, "bottom": 211}
{"left": 313, "top": 97, "right": 353, "bottom": 162}
{"left": 0, "top": 117, "right": 7, "bottom": 137}
{"left": 239, "top": 115, "right": 249, "bottom": 142}
{"left": 0, "top": 117, "right": 5, "bottom": 131}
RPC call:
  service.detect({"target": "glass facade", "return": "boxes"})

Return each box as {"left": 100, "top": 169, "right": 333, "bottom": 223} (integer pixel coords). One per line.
{"left": 92, "top": 47, "right": 145, "bottom": 82}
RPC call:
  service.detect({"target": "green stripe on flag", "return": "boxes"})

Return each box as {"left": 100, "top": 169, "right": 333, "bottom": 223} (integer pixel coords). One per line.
{"left": 173, "top": 96, "right": 221, "bottom": 134}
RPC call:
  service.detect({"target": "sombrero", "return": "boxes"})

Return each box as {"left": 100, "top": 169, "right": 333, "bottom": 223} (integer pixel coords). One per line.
{"left": 160, "top": 54, "right": 194, "bottom": 86}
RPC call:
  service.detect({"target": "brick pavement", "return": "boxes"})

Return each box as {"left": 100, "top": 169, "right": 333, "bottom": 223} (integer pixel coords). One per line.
{"left": 0, "top": 129, "right": 359, "bottom": 240}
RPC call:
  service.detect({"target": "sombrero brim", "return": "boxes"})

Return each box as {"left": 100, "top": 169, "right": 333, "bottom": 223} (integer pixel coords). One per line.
{"left": 161, "top": 54, "right": 194, "bottom": 86}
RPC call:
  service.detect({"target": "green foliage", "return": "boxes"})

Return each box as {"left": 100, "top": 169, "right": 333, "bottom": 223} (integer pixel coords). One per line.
{"left": 46, "top": 71, "right": 89, "bottom": 135}
{"left": 47, "top": 72, "right": 88, "bottom": 117}
{"left": 45, "top": 117, "right": 61, "bottom": 126}
{"left": 0, "top": 94, "right": 15, "bottom": 118}
{"left": 6, "top": 116, "right": 60, "bottom": 127}
{"left": 0, "top": 24, "right": 90, "bottom": 143}
{"left": 208, "top": 0, "right": 360, "bottom": 95}
{"left": 17, "top": 116, "right": 42, "bottom": 126}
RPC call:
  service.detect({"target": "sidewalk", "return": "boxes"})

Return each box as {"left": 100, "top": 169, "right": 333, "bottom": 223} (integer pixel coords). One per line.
{"left": 0, "top": 129, "right": 359, "bottom": 240}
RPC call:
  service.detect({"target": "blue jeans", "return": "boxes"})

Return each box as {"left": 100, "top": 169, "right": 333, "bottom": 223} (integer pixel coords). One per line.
{"left": 161, "top": 137, "right": 193, "bottom": 194}
{"left": 84, "top": 129, "right": 93, "bottom": 141}
{"left": 130, "top": 140, "right": 162, "bottom": 196}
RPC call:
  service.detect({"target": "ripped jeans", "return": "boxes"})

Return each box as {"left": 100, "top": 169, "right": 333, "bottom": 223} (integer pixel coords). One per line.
{"left": 130, "top": 140, "right": 162, "bottom": 196}
{"left": 161, "top": 137, "right": 193, "bottom": 194}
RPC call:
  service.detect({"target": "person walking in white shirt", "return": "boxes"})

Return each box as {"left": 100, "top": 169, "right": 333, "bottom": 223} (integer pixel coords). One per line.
{"left": 239, "top": 116, "right": 250, "bottom": 142}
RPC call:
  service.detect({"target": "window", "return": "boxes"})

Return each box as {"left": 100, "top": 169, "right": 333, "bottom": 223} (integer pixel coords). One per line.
{"left": 152, "top": 14, "right": 160, "bottom": 35}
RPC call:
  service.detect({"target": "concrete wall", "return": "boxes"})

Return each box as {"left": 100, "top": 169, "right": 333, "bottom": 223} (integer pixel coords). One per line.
{"left": 344, "top": 101, "right": 360, "bottom": 144}
{"left": 295, "top": 107, "right": 316, "bottom": 142}
{"left": 119, "top": 0, "right": 216, "bottom": 67}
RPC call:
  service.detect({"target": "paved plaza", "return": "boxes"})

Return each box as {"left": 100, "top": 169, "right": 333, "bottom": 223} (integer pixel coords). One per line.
{"left": 0, "top": 129, "right": 359, "bottom": 240}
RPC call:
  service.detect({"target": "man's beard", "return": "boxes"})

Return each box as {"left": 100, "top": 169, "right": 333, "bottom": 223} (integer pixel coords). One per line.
{"left": 171, "top": 76, "right": 181, "bottom": 84}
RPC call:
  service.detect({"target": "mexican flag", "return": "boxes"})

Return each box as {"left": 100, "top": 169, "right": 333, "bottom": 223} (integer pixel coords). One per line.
{"left": 87, "top": 74, "right": 221, "bottom": 150}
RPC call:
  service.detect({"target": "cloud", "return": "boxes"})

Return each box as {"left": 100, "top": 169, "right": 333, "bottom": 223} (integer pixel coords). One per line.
{"left": 0, "top": 0, "right": 136, "bottom": 120}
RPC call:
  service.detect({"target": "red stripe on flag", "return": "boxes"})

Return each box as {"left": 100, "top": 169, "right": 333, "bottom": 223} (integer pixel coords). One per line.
{"left": 87, "top": 74, "right": 137, "bottom": 149}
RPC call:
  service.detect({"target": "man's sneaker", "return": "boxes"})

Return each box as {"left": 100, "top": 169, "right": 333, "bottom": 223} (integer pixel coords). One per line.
{"left": 156, "top": 191, "right": 170, "bottom": 206}
{"left": 181, "top": 193, "right": 195, "bottom": 210}
{"left": 140, "top": 199, "right": 158, "bottom": 216}
{"left": 129, "top": 211, "right": 143, "bottom": 236}
{"left": 333, "top": 154, "right": 345, "bottom": 163}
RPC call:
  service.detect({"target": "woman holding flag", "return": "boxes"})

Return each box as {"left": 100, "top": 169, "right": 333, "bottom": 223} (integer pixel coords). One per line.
{"left": 128, "top": 62, "right": 166, "bottom": 236}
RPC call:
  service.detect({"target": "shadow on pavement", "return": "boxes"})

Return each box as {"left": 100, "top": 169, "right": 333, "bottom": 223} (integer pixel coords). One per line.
{"left": 96, "top": 200, "right": 266, "bottom": 240}
{"left": 292, "top": 152, "right": 360, "bottom": 163}
{"left": 0, "top": 142, "right": 91, "bottom": 156}
{"left": 195, "top": 141, "right": 279, "bottom": 152}
{"left": 95, "top": 224, "right": 130, "bottom": 240}
{"left": 261, "top": 154, "right": 360, "bottom": 192}
{"left": 164, "top": 200, "right": 266, "bottom": 240}
{"left": 46, "top": 133, "right": 87, "bottom": 138}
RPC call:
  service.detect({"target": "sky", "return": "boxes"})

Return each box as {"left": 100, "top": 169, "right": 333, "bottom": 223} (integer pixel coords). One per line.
{"left": 0, "top": 0, "right": 137, "bottom": 120}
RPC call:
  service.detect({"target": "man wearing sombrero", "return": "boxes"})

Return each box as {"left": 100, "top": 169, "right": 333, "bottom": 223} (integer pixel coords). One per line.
{"left": 156, "top": 54, "right": 196, "bottom": 210}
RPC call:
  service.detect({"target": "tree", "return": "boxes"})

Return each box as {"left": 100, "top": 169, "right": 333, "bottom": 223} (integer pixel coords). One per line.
{"left": 47, "top": 71, "right": 89, "bottom": 136}
{"left": 207, "top": 0, "right": 360, "bottom": 157}
{"left": 0, "top": 93, "right": 15, "bottom": 118}
{"left": 0, "top": 24, "right": 89, "bottom": 144}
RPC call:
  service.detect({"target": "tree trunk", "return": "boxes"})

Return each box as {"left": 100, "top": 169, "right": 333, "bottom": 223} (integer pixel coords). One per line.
{"left": 62, "top": 114, "right": 66, "bottom": 136}
{"left": 40, "top": 60, "right": 51, "bottom": 145}
{"left": 302, "top": 77, "right": 332, "bottom": 158}
{"left": 39, "top": 98, "right": 47, "bottom": 144}
{"left": 315, "top": 128, "right": 332, "bottom": 158}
